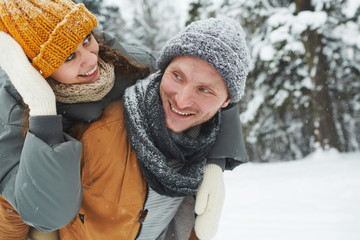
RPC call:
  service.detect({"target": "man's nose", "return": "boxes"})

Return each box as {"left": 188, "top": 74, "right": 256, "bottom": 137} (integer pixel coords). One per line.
{"left": 175, "top": 86, "right": 194, "bottom": 109}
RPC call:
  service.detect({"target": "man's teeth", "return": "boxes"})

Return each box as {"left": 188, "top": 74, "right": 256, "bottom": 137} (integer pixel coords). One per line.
{"left": 171, "top": 105, "right": 191, "bottom": 116}
{"left": 81, "top": 66, "right": 97, "bottom": 76}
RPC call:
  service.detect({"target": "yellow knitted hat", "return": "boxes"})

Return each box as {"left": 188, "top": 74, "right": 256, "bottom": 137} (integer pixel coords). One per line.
{"left": 0, "top": 0, "right": 98, "bottom": 77}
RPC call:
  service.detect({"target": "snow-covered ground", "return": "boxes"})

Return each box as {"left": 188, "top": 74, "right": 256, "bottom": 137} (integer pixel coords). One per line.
{"left": 216, "top": 149, "right": 360, "bottom": 240}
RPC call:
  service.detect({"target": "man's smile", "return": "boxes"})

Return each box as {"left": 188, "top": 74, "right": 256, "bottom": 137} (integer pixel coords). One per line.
{"left": 170, "top": 103, "right": 193, "bottom": 116}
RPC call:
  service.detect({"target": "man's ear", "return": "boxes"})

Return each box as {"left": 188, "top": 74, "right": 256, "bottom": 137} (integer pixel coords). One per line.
{"left": 221, "top": 98, "right": 231, "bottom": 108}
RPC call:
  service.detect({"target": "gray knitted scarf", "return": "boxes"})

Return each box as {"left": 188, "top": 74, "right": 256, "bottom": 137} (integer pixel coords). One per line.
{"left": 123, "top": 72, "right": 220, "bottom": 197}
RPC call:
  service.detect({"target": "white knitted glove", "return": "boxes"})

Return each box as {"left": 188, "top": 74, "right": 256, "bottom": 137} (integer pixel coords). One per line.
{"left": 0, "top": 32, "right": 56, "bottom": 116}
{"left": 195, "top": 163, "right": 225, "bottom": 240}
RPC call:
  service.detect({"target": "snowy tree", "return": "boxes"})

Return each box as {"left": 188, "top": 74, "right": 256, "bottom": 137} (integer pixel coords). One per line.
{"left": 211, "top": 0, "right": 360, "bottom": 161}
{"left": 186, "top": 0, "right": 216, "bottom": 26}
{"left": 112, "top": 0, "right": 184, "bottom": 51}
{"left": 98, "top": 4, "right": 127, "bottom": 42}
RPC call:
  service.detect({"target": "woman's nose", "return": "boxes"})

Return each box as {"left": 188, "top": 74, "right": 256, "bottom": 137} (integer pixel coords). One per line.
{"left": 80, "top": 50, "right": 97, "bottom": 68}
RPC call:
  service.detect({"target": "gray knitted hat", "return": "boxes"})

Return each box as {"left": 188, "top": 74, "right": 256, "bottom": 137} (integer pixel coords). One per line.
{"left": 157, "top": 17, "right": 250, "bottom": 103}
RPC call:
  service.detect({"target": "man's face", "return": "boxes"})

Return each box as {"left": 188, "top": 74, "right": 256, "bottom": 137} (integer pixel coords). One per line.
{"left": 160, "top": 56, "right": 230, "bottom": 132}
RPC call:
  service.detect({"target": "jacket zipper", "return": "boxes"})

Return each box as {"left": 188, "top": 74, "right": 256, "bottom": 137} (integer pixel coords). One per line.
{"left": 135, "top": 183, "right": 149, "bottom": 240}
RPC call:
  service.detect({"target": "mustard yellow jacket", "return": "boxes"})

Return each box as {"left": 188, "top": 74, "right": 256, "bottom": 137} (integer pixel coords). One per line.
{"left": 60, "top": 101, "right": 147, "bottom": 239}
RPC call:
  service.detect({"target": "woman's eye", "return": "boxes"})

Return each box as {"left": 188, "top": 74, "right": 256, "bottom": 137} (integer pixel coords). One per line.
{"left": 65, "top": 53, "right": 75, "bottom": 62}
{"left": 84, "top": 34, "right": 91, "bottom": 44}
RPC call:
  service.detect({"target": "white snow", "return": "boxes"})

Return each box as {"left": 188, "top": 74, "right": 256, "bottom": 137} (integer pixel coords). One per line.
{"left": 333, "top": 21, "right": 360, "bottom": 48}
{"left": 215, "top": 149, "right": 360, "bottom": 240}
{"left": 268, "top": 10, "right": 327, "bottom": 38}
{"left": 343, "top": 0, "right": 360, "bottom": 18}
{"left": 240, "top": 88, "right": 265, "bottom": 124}
{"left": 271, "top": 89, "right": 289, "bottom": 108}
{"left": 260, "top": 45, "right": 276, "bottom": 62}
{"left": 296, "top": 11, "right": 327, "bottom": 31}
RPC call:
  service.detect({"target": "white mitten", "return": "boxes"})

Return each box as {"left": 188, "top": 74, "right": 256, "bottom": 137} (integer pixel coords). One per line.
{"left": 195, "top": 163, "right": 225, "bottom": 240}
{"left": 0, "top": 32, "right": 56, "bottom": 116}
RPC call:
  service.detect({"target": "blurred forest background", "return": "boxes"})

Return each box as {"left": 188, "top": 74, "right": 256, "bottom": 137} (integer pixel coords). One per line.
{"left": 74, "top": 0, "right": 360, "bottom": 162}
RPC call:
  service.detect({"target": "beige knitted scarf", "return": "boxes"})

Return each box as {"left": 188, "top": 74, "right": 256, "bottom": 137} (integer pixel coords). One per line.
{"left": 48, "top": 58, "right": 115, "bottom": 103}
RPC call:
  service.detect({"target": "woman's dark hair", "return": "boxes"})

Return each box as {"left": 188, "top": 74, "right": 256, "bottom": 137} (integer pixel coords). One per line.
{"left": 98, "top": 43, "right": 150, "bottom": 80}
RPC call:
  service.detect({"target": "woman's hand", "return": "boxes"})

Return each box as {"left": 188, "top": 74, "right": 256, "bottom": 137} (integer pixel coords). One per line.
{"left": 195, "top": 163, "right": 225, "bottom": 239}
{"left": 0, "top": 32, "right": 56, "bottom": 116}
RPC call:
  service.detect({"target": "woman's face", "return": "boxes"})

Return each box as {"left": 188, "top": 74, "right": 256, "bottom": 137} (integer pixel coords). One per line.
{"left": 50, "top": 34, "right": 100, "bottom": 84}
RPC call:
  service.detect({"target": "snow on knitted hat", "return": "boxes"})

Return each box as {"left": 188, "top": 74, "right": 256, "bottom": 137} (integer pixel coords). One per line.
{"left": 157, "top": 17, "right": 250, "bottom": 103}
{"left": 0, "top": 0, "right": 97, "bottom": 78}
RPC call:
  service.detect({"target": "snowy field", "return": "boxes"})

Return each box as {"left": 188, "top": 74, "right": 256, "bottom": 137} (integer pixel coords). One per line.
{"left": 215, "top": 149, "right": 360, "bottom": 240}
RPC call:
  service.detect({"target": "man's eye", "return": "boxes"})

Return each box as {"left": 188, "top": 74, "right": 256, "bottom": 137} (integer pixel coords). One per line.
{"left": 66, "top": 53, "right": 75, "bottom": 62}
{"left": 200, "top": 87, "right": 210, "bottom": 93}
{"left": 84, "top": 34, "right": 91, "bottom": 44}
{"left": 174, "top": 73, "right": 181, "bottom": 80}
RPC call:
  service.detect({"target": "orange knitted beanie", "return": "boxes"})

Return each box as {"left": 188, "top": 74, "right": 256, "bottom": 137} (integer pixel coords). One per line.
{"left": 0, "top": 0, "right": 97, "bottom": 77}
